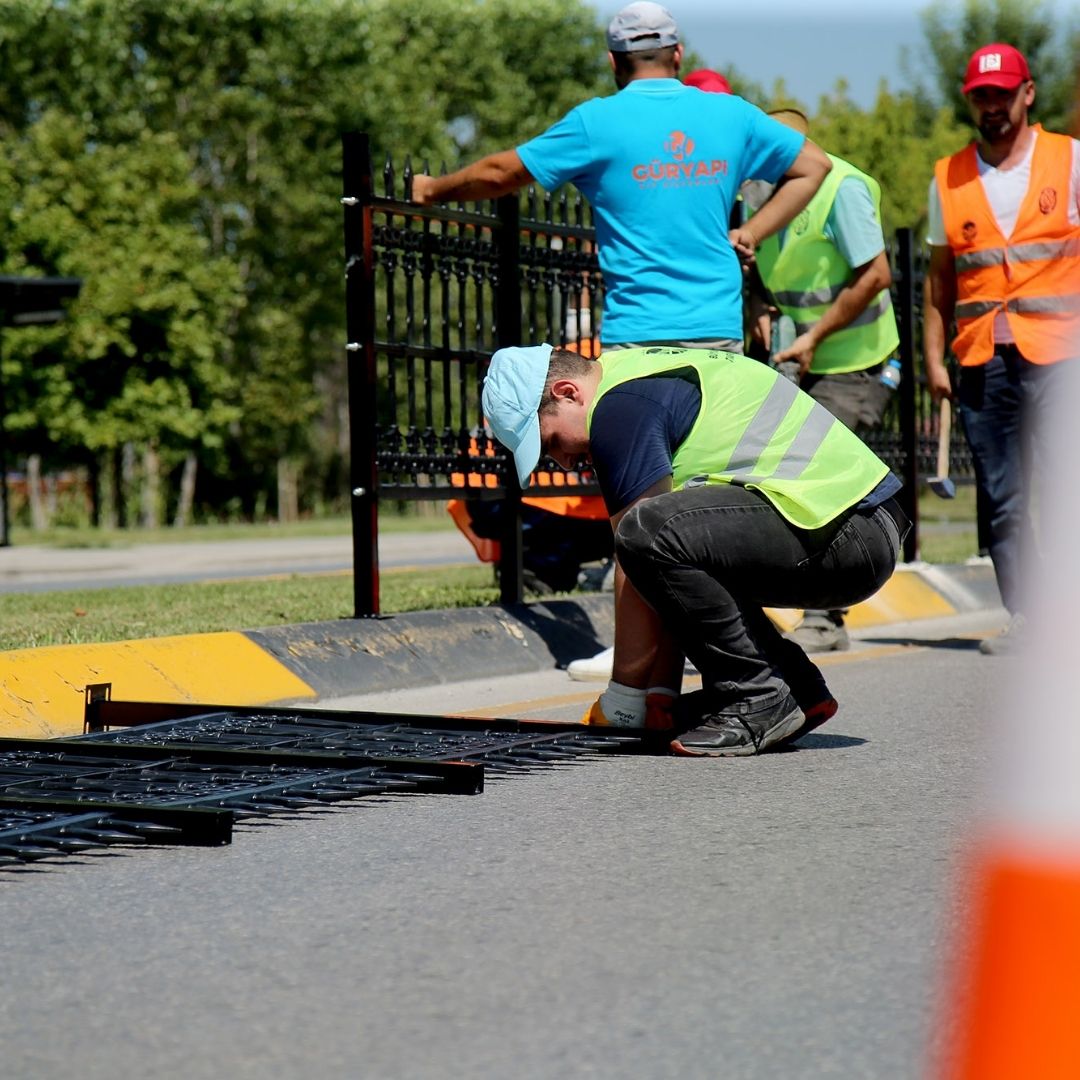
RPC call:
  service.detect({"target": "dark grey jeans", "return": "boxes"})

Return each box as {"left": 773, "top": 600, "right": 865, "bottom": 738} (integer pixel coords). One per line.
{"left": 616, "top": 485, "right": 903, "bottom": 716}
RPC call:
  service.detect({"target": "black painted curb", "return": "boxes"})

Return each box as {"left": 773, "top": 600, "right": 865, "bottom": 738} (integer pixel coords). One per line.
{"left": 244, "top": 594, "right": 616, "bottom": 699}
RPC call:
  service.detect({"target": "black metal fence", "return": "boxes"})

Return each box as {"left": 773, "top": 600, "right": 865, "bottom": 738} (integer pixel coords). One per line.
{"left": 342, "top": 131, "right": 969, "bottom": 618}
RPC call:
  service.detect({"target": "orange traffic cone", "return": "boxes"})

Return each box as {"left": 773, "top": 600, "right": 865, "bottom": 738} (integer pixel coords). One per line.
{"left": 934, "top": 357, "right": 1080, "bottom": 1079}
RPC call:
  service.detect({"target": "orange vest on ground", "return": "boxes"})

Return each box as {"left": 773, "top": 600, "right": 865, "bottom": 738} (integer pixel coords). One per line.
{"left": 935, "top": 126, "right": 1080, "bottom": 366}
{"left": 447, "top": 433, "right": 607, "bottom": 565}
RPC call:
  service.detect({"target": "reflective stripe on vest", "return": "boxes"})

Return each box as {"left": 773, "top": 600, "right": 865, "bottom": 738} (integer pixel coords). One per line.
{"left": 957, "top": 294, "right": 1080, "bottom": 319}
{"left": 792, "top": 294, "right": 894, "bottom": 337}
{"left": 587, "top": 347, "right": 889, "bottom": 529}
{"left": 754, "top": 154, "right": 899, "bottom": 375}
{"left": 955, "top": 237, "right": 1080, "bottom": 272}
{"left": 936, "top": 127, "right": 1080, "bottom": 366}
{"left": 723, "top": 374, "right": 838, "bottom": 484}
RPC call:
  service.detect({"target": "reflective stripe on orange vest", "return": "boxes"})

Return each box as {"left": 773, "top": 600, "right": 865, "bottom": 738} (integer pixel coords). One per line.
{"left": 935, "top": 126, "right": 1080, "bottom": 366}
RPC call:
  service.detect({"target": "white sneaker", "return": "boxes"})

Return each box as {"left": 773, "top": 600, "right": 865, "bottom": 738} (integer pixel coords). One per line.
{"left": 566, "top": 645, "right": 698, "bottom": 682}
{"left": 566, "top": 645, "right": 615, "bottom": 682}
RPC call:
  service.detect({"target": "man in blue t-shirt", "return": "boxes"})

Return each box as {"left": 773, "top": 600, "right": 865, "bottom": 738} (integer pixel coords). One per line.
{"left": 410, "top": 1, "right": 831, "bottom": 349}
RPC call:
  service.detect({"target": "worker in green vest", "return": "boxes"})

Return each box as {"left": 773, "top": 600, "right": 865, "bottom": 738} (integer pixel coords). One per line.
{"left": 749, "top": 109, "right": 901, "bottom": 654}
{"left": 481, "top": 343, "right": 907, "bottom": 757}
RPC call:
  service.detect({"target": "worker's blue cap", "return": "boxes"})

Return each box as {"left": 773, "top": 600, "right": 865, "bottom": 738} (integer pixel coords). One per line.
{"left": 481, "top": 344, "right": 553, "bottom": 488}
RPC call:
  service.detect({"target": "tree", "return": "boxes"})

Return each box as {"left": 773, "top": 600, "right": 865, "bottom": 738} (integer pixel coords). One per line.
{"left": 914, "top": 0, "right": 1080, "bottom": 133}
{"left": 810, "top": 86, "right": 969, "bottom": 236}
{"left": 0, "top": 110, "right": 244, "bottom": 522}
{"left": 0, "top": 0, "right": 612, "bottom": 520}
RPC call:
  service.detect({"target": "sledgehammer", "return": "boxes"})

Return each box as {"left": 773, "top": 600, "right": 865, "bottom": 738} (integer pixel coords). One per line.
{"left": 929, "top": 398, "right": 956, "bottom": 499}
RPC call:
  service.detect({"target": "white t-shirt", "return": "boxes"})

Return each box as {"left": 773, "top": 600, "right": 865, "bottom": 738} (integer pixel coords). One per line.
{"left": 927, "top": 131, "right": 1080, "bottom": 344}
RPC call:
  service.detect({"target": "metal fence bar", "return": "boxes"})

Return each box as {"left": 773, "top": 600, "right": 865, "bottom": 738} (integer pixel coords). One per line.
{"left": 342, "top": 131, "right": 380, "bottom": 617}
{"left": 895, "top": 227, "right": 920, "bottom": 562}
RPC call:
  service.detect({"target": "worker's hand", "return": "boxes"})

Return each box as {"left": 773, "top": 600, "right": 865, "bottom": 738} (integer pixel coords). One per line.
{"left": 924, "top": 361, "right": 954, "bottom": 404}
{"left": 580, "top": 681, "right": 647, "bottom": 727}
{"left": 728, "top": 226, "right": 758, "bottom": 262}
{"left": 774, "top": 332, "right": 816, "bottom": 378}
{"left": 410, "top": 174, "right": 437, "bottom": 206}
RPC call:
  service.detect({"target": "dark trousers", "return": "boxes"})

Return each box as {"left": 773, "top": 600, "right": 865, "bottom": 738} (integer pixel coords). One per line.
{"left": 615, "top": 486, "right": 902, "bottom": 715}
{"left": 958, "top": 348, "right": 1072, "bottom": 614}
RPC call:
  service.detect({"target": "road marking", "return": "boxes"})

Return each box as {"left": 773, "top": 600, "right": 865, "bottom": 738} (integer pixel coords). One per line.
{"left": 449, "top": 638, "right": 954, "bottom": 718}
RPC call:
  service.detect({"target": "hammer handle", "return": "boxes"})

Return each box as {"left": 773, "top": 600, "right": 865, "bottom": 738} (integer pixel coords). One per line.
{"left": 936, "top": 399, "right": 952, "bottom": 480}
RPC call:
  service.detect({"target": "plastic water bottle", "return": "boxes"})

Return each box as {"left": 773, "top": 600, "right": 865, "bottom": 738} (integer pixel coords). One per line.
{"left": 880, "top": 358, "right": 902, "bottom": 391}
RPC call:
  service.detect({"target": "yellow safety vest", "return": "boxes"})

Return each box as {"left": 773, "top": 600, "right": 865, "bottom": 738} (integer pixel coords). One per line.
{"left": 587, "top": 347, "right": 889, "bottom": 529}
{"left": 756, "top": 155, "right": 899, "bottom": 374}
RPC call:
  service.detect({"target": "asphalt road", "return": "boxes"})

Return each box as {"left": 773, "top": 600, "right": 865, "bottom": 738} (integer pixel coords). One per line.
{"left": 0, "top": 609, "right": 1007, "bottom": 1080}
{"left": 0, "top": 529, "right": 475, "bottom": 593}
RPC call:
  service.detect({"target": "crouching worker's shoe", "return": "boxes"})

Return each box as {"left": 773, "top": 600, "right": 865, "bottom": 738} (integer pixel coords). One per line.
{"left": 670, "top": 693, "right": 803, "bottom": 757}
{"left": 801, "top": 695, "right": 838, "bottom": 734}
{"left": 581, "top": 681, "right": 647, "bottom": 728}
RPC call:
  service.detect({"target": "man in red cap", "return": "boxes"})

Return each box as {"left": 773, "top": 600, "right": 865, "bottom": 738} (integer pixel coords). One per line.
{"left": 683, "top": 68, "right": 732, "bottom": 95}
{"left": 924, "top": 43, "right": 1080, "bottom": 655}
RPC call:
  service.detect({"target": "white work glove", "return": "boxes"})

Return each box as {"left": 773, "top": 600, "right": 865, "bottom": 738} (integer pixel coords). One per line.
{"left": 581, "top": 680, "right": 647, "bottom": 727}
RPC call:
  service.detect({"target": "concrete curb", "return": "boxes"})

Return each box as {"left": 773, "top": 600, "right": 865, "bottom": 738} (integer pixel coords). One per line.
{"left": 0, "top": 563, "right": 999, "bottom": 739}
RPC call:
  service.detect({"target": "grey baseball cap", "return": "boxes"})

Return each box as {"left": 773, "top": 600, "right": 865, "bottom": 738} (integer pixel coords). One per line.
{"left": 607, "top": 2, "right": 679, "bottom": 52}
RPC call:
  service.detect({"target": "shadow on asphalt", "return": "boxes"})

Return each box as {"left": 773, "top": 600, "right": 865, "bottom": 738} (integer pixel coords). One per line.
{"left": 860, "top": 634, "right": 983, "bottom": 652}
{"left": 790, "top": 732, "right": 868, "bottom": 751}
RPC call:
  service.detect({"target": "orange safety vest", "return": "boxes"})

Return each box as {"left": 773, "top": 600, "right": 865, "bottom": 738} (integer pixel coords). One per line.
{"left": 936, "top": 126, "right": 1080, "bottom": 366}
{"left": 447, "top": 433, "right": 607, "bottom": 564}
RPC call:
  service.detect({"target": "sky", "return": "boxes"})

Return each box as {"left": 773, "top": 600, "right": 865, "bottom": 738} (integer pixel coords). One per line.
{"left": 592, "top": 0, "right": 1079, "bottom": 110}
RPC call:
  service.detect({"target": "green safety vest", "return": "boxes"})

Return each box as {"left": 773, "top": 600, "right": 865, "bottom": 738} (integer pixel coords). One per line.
{"left": 755, "top": 155, "right": 899, "bottom": 375}
{"left": 587, "top": 347, "right": 889, "bottom": 530}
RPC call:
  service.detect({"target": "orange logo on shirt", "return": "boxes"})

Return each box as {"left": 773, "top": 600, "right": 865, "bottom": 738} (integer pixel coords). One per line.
{"left": 1039, "top": 187, "right": 1057, "bottom": 214}
{"left": 631, "top": 131, "right": 728, "bottom": 187}
{"left": 962, "top": 220, "right": 978, "bottom": 243}
{"left": 665, "top": 130, "right": 695, "bottom": 160}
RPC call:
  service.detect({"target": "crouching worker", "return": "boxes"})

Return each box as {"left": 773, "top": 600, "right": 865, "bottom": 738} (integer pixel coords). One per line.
{"left": 482, "top": 344, "right": 907, "bottom": 757}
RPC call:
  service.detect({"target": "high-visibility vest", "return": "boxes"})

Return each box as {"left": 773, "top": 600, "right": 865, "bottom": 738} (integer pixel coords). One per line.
{"left": 935, "top": 126, "right": 1080, "bottom": 366}
{"left": 755, "top": 155, "right": 899, "bottom": 374}
{"left": 587, "top": 347, "right": 889, "bottom": 529}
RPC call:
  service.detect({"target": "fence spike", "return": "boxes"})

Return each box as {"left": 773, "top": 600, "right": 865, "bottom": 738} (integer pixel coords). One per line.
{"left": 403, "top": 154, "right": 413, "bottom": 201}
{"left": 383, "top": 152, "right": 395, "bottom": 198}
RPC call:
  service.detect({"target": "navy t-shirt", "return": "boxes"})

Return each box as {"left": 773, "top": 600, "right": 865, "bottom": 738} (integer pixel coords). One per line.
{"left": 588, "top": 373, "right": 901, "bottom": 516}
{"left": 590, "top": 375, "right": 701, "bottom": 515}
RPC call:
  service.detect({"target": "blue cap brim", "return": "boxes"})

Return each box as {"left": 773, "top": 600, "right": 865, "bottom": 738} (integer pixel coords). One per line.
{"left": 513, "top": 413, "right": 541, "bottom": 488}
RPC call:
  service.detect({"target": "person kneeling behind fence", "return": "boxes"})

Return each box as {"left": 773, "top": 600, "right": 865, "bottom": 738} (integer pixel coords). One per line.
{"left": 481, "top": 344, "right": 908, "bottom": 756}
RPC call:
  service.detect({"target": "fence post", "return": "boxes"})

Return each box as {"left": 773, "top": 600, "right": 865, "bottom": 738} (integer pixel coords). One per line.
{"left": 495, "top": 193, "right": 525, "bottom": 605}
{"left": 342, "top": 131, "right": 381, "bottom": 617}
{"left": 895, "top": 227, "right": 920, "bottom": 563}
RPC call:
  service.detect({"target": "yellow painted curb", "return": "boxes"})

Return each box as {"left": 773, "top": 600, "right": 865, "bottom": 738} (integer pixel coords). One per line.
{"left": 0, "top": 632, "right": 317, "bottom": 739}
{"left": 765, "top": 568, "right": 957, "bottom": 632}
{"left": 846, "top": 569, "right": 956, "bottom": 627}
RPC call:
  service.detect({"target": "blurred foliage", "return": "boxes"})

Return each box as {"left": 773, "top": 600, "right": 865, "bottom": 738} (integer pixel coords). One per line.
{"left": 0, "top": 0, "right": 608, "bottom": 521}
{"left": 0, "top": 0, "right": 1073, "bottom": 526}
{"left": 914, "top": 0, "right": 1080, "bottom": 134}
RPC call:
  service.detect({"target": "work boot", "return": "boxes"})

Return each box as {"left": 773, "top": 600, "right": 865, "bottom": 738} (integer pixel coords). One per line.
{"left": 979, "top": 612, "right": 1027, "bottom": 656}
{"left": 786, "top": 611, "right": 850, "bottom": 653}
{"left": 670, "top": 693, "right": 803, "bottom": 757}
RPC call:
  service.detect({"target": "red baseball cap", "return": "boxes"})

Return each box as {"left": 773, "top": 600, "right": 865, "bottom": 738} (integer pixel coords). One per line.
{"left": 684, "top": 69, "right": 732, "bottom": 94}
{"left": 962, "top": 43, "right": 1031, "bottom": 93}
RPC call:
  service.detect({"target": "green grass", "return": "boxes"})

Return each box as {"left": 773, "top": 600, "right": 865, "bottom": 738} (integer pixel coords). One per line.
{"left": 0, "top": 485, "right": 982, "bottom": 653}
{"left": 916, "top": 483, "right": 979, "bottom": 564}
{"left": 0, "top": 565, "right": 501, "bottom": 652}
